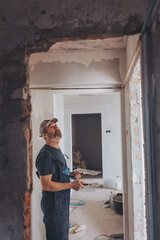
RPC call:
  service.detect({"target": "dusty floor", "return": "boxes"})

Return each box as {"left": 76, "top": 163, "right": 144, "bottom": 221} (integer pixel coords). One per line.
{"left": 70, "top": 177, "right": 123, "bottom": 240}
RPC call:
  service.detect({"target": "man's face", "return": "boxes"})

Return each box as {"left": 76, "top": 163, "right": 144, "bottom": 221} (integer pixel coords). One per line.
{"left": 45, "top": 121, "right": 62, "bottom": 140}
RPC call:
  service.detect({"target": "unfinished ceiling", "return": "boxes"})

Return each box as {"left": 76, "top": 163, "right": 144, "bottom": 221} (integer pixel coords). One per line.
{"left": 49, "top": 37, "right": 127, "bottom": 52}
{"left": 0, "top": 0, "right": 150, "bottom": 53}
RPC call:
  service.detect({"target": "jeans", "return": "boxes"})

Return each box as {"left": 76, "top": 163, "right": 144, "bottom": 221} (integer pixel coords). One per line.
{"left": 41, "top": 191, "right": 70, "bottom": 240}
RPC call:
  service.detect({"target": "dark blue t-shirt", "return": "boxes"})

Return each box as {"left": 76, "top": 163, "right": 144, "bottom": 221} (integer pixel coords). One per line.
{"left": 36, "top": 144, "right": 69, "bottom": 180}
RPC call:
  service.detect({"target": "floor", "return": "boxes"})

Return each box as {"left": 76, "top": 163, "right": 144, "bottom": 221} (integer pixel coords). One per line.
{"left": 70, "top": 177, "right": 123, "bottom": 240}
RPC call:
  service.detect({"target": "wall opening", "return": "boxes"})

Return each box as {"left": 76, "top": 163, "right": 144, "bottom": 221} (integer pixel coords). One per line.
{"left": 72, "top": 113, "right": 102, "bottom": 174}
{"left": 29, "top": 35, "right": 142, "bottom": 240}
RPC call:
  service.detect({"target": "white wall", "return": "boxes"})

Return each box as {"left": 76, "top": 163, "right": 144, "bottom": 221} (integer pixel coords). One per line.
{"left": 30, "top": 48, "right": 125, "bottom": 88}
{"left": 126, "top": 34, "right": 139, "bottom": 70}
{"left": 54, "top": 94, "right": 65, "bottom": 151}
{"left": 63, "top": 93, "right": 123, "bottom": 189}
{"left": 30, "top": 90, "right": 54, "bottom": 240}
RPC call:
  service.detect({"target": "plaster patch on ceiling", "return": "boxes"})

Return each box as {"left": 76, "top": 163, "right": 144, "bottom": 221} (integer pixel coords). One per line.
{"left": 49, "top": 36, "right": 127, "bottom": 53}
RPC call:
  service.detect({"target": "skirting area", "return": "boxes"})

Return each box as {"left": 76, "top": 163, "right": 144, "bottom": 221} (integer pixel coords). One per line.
{"left": 70, "top": 178, "right": 123, "bottom": 240}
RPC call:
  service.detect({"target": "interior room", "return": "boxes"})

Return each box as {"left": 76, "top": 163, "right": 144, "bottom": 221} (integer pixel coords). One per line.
{"left": 29, "top": 34, "right": 144, "bottom": 240}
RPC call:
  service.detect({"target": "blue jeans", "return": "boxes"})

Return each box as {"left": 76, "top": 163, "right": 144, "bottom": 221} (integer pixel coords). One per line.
{"left": 41, "top": 191, "right": 70, "bottom": 240}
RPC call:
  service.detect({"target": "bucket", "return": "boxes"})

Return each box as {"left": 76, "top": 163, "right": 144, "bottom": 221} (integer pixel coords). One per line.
{"left": 113, "top": 194, "right": 123, "bottom": 215}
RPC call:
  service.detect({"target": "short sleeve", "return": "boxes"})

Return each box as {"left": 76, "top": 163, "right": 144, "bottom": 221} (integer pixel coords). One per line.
{"left": 36, "top": 151, "right": 56, "bottom": 176}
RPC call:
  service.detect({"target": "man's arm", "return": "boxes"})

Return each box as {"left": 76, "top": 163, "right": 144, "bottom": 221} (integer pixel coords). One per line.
{"left": 40, "top": 174, "right": 85, "bottom": 192}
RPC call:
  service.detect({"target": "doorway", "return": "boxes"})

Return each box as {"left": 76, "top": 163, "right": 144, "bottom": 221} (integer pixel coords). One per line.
{"left": 29, "top": 35, "right": 143, "bottom": 240}
{"left": 72, "top": 113, "right": 102, "bottom": 173}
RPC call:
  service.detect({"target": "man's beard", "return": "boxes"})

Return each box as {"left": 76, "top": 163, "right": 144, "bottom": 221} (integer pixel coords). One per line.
{"left": 48, "top": 131, "right": 62, "bottom": 141}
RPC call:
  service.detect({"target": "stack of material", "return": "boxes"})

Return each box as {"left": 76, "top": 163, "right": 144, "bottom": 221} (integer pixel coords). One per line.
{"left": 72, "top": 146, "right": 87, "bottom": 170}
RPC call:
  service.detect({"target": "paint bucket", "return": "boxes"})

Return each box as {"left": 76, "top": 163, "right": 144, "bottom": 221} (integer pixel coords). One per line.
{"left": 113, "top": 194, "right": 123, "bottom": 215}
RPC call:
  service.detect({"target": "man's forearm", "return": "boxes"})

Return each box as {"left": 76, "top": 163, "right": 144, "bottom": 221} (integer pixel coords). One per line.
{"left": 42, "top": 180, "right": 73, "bottom": 192}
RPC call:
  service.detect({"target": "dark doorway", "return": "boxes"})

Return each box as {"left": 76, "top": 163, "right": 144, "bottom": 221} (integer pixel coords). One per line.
{"left": 72, "top": 113, "right": 102, "bottom": 172}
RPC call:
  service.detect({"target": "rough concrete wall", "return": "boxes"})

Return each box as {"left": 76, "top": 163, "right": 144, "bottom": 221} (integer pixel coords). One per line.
{"left": 0, "top": 0, "right": 149, "bottom": 54}
{"left": 0, "top": 47, "right": 32, "bottom": 240}
{"left": 147, "top": 2, "right": 160, "bottom": 240}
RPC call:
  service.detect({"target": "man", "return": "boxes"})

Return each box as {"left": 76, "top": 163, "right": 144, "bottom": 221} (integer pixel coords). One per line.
{"left": 36, "top": 118, "right": 84, "bottom": 240}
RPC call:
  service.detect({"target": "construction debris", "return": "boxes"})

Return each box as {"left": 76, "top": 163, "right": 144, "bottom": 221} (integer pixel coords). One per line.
{"left": 69, "top": 225, "right": 87, "bottom": 240}
{"left": 72, "top": 146, "right": 87, "bottom": 169}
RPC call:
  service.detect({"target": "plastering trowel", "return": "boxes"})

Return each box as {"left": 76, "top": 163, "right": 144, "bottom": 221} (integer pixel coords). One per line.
{"left": 83, "top": 182, "right": 100, "bottom": 188}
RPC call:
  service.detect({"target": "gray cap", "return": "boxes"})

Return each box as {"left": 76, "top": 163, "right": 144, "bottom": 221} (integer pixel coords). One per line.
{"left": 39, "top": 118, "right": 58, "bottom": 137}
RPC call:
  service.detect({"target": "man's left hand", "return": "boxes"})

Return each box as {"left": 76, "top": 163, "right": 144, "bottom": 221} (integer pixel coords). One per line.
{"left": 70, "top": 171, "right": 81, "bottom": 179}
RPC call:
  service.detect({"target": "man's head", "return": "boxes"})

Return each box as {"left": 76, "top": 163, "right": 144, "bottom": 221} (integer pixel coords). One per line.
{"left": 39, "top": 118, "right": 62, "bottom": 142}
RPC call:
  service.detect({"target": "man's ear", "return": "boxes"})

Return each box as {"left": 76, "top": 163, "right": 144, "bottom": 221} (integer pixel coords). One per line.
{"left": 43, "top": 132, "right": 47, "bottom": 139}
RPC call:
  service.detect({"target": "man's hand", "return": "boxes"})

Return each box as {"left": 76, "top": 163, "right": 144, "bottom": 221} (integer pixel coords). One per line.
{"left": 70, "top": 171, "right": 81, "bottom": 179}
{"left": 71, "top": 180, "right": 85, "bottom": 191}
